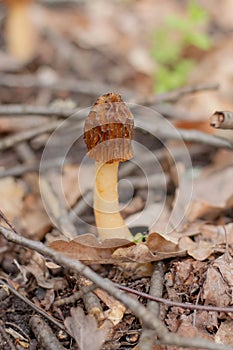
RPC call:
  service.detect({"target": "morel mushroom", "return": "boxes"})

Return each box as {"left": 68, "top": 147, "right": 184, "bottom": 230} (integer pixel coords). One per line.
{"left": 84, "top": 93, "right": 134, "bottom": 241}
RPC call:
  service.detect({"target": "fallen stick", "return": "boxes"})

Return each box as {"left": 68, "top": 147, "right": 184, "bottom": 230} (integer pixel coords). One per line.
{"left": 1, "top": 225, "right": 233, "bottom": 350}
{"left": 30, "top": 315, "right": 66, "bottom": 350}
{"left": 210, "top": 111, "right": 233, "bottom": 130}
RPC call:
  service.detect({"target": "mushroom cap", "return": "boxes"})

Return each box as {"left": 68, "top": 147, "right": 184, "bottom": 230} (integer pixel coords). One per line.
{"left": 84, "top": 93, "right": 134, "bottom": 163}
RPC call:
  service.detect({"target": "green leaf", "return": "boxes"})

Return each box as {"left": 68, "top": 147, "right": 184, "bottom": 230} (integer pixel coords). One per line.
{"left": 151, "top": 29, "right": 182, "bottom": 64}
{"left": 166, "top": 15, "right": 191, "bottom": 33}
{"left": 185, "top": 31, "right": 212, "bottom": 50}
{"left": 188, "top": 0, "right": 209, "bottom": 23}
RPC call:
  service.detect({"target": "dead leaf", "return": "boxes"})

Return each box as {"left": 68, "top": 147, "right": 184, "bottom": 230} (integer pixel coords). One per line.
{"left": 194, "top": 311, "right": 218, "bottom": 334}
{"left": 215, "top": 321, "right": 233, "bottom": 345}
{"left": 95, "top": 289, "right": 125, "bottom": 326}
{"left": 0, "top": 177, "right": 24, "bottom": 224}
{"left": 64, "top": 307, "right": 108, "bottom": 350}
{"left": 21, "top": 192, "right": 51, "bottom": 240}
{"left": 175, "top": 315, "right": 213, "bottom": 350}
{"left": 179, "top": 237, "right": 214, "bottom": 261}
{"left": 50, "top": 232, "right": 186, "bottom": 264}
{"left": 203, "top": 263, "right": 231, "bottom": 307}
{"left": 113, "top": 242, "right": 185, "bottom": 263}
{"left": 146, "top": 232, "right": 178, "bottom": 253}
{"left": 50, "top": 234, "right": 134, "bottom": 263}
{"left": 200, "top": 223, "right": 233, "bottom": 245}
{"left": 187, "top": 165, "right": 233, "bottom": 221}
{"left": 25, "top": 251, "right": 54, "bottom": 289}
{"left": 213, "top": 255, "right": 233, "bottom": 291}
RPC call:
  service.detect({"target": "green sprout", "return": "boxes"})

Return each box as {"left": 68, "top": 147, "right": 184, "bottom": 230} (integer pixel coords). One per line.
{"left": 151, "top": 0, "right": 212, "bottom": 93}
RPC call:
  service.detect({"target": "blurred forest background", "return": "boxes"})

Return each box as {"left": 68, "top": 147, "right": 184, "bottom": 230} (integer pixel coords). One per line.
{"left": 0, "top": 1, "right": 233, "bottom": 350}
{"left": 1, "top": 0, "right": 233, "bottom": 111}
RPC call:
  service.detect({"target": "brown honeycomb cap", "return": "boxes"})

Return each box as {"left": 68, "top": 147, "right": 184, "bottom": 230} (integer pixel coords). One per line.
{"left": 84, "top": 93, "right": 134, "bottom": 163}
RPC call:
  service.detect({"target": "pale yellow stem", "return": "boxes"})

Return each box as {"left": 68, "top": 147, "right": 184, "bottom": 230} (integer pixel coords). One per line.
{"left": 6, "top": 1, "right": 35, "bottom": 62}
{"left": 94, "top": 162, "right": 133, "bottom": 241}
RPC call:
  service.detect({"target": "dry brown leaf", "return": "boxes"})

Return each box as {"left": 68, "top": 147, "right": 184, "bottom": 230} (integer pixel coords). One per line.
{"left": 179, "top": 237, "right": 214, "bottom": 261}
{"left": 95, "top": 289, "right": 125, "bottom": 326}
{"left": 200, "top": 223, "right": 233, "bottom": 244}
{"left": 49, "top": 234, "right": 134, "bottom": 264}
{"left": 194, "top": 311, "right": 218, "bottom": 334}
{"left": 213, "top": 255, "right": 233, "bottom": 290}
{"left": 64, "top": 307, "right": 108, "bottom": 350}
{"left": 187, "top": 165, "right": 233, "bottom": 221}
{"left": 203, "top": 264, "right": 231, "bottom": 307}
{"left": 50, "top": 231, "right": 186, "bottom": 264}
{"left": 174, "top": 315, "right": 213, "bottom": 350}
{"left": 0, "top": 177, "right": 24, "bottom": 223}
{"left": 21, "top": 192, "right": 51, "bottom": 240}
{"left": 215, "top": 321, "right": 233, "bottom": 345}
{"left": 146, "top": 232, "right": 178, "bottom": 252}
{"left": 113, "top": 242, "right": 185, "bottom": 263}
{"left": 25, "top": 251, "right": 54, "bottom": 289}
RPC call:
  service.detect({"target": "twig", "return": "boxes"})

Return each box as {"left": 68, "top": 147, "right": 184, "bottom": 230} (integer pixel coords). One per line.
{"left": 117, "top": 284, "right": 233, "bottom": 314}
{"left": 40, "top": 171, "right": 78, "bottom": 239}
{"left": 0, "top": 119, "right": 83, "bottom": 151}
{"left": 45, "top": 27, "right": 92, "bottom": 78}
{"left": 0, "top": 120, "right": 61, "bottom": 151}
{"left": 1, "top": 225, "right": 233, "bottom": 350}
{"left": 146, "top": 82, "right": 219, "bottom": 104}
{"left": 30, "top": 315, "right": 66, "bottom": 350}
{"left": 210, "top": 111, "right": 233, "bottom": 130}
{"left": 39, "top": 0, "right": 86, "bottom": 4}
{"left": 0, "top": 278, "right": 67, "bottom": 334}
{"left": 0, "top": 157, "right": 68, "bottom": 179}
{"left": 156, "top": 126, "right": 233, "bottom": 149}
{"left": 0, "top": 104, "right": 77, "bottom": 117}
{"left": 54, "top": 284, "right": 97, "bottom": 306}
{"left": 0, "top": 322, "right": 17, "bottom": 350}
{"left": 138, "top": 262, "right": 164, "bottom": 350}
{"left": 0, "top": 74, "right": 134, "bottom": 100}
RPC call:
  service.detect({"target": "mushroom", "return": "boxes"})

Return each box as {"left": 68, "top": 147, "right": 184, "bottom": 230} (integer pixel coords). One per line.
{"left": 84, "top": 93, "right": 134, "bottom": 241}
{"left": 4, "top": 0, "right": 35, "bottom": 62}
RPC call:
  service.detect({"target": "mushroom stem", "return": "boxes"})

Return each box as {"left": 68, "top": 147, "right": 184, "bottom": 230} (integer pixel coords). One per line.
{"left": 94, "top": 161, "right": 133, "bottom": 241}
{"left": 5, "top": 0, "right": 35, "bottom": 62}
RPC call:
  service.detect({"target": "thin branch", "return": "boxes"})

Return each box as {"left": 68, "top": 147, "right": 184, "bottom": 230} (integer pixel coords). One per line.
{"left": 30, "top": 315, "right": 66, "bottom": 350}
{"left": 0, "top": 104, "right": 77, "bottom": 117}
{"left": 0, "top": 76, "right": 218, "bottom": 106}
{"left": 155, "top": 126, "right": 233, "bottom": 149}
{"left": 0, "top": 74, "right": 134, "bottom": 100}
{"left": 117, "top": 284, "right": 233, "bottom": 314}
{"left": 40, "top": 172, "right": 78, "bottom": 239}
{"left": 0, "top": 225, "right": 169, "bottom": 338}
{"left": 138, "top": 262, "right": 164, "bottom": 350}
{"left": 0, "top": 157, "right": 68, "bottom": 179}
{"left": 1, "top": 225, "right": 233, "bottom": 350}
{"left": 54, "top": 284, "right": 97, "bottom": 306}
{"left": 210, "top": 111, "right": 233, "bottom": 130}
{"left": 39, "top": 0, "right": 86, "bottom": 4}
{"left": 147, "top": 82, "right": 219, "bottom": 104}
{"left": 0, "top": 278, "right": 67, "bottom": 334}
{"left": 0, "top": 116, "right": 230, "bottom": 154}
{"left": 0, "top": 120, "right": 61, "bottom": 151}
{"left": 0, "top": 322, "right": 17, "bottom": 350}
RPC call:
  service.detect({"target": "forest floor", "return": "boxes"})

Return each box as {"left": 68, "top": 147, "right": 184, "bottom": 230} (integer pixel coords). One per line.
{"left": 0, "top": 1, "right": 233, "bottom": 349}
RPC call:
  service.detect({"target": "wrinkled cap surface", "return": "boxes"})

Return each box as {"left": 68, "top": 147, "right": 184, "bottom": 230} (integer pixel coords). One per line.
{"left": 84, "top": 93, "right": 134, "bottom": 163}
